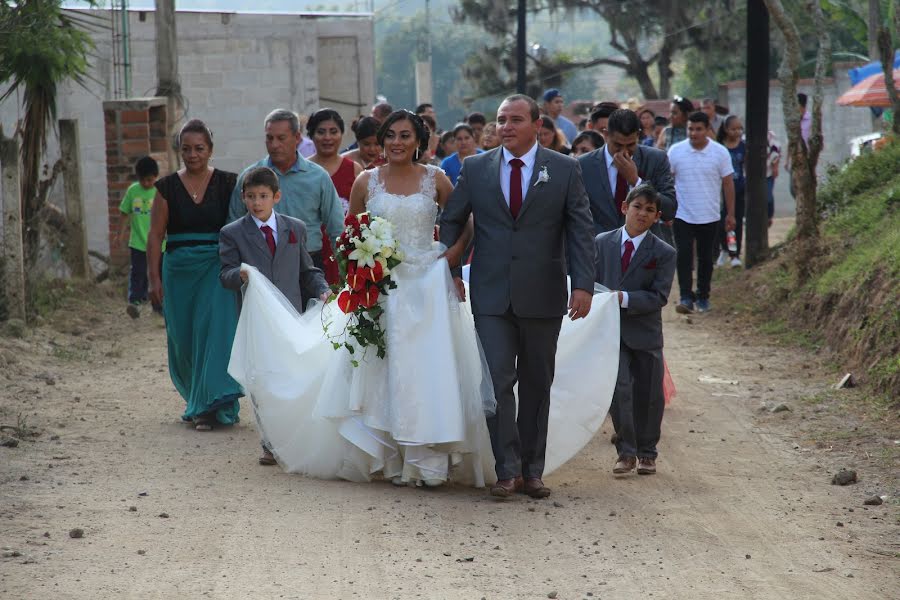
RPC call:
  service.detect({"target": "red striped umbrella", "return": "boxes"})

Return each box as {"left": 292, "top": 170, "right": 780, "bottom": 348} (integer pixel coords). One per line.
{"left": 837, "top": 68, "right": 900, "bottom": 107}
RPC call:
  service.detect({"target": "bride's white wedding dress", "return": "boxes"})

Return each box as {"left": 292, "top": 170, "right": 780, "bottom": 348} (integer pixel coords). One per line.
{"left": 228, "top": 164, "right": 621, "bottom": 487}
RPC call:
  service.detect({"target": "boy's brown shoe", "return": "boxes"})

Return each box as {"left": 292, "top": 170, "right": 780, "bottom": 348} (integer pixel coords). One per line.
{"left": 637, "top": 457, "right": 657, "bottom": 475}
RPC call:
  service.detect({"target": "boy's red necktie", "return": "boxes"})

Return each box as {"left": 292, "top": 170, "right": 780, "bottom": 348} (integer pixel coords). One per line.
{"left": 260, "top": 225, "right": 276, "bottom": 256}
{"left": 621, "top": 239, "right": 634, "bottom": 274}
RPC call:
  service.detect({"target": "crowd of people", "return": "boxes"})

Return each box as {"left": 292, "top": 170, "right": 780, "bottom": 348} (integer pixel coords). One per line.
{"left": 114, "top": 88, "right": 793, "bottom": 495}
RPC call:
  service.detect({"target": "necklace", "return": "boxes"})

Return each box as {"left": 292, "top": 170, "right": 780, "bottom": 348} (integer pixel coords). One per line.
{"left": 182, "top": 168, "right": 211, "bottom": 202}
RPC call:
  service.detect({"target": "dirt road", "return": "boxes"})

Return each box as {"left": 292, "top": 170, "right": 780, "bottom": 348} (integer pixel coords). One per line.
{"left": 1, "top": 272, "right": 898, "bottom": 599}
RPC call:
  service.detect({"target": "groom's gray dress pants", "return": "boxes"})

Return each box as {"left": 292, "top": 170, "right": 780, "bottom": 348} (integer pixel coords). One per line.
{"left": 475, "top": 309, "right": 562, "bottom": 480}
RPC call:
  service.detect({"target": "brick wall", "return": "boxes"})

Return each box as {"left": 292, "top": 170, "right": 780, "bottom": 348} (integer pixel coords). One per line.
{"left": 103, "top": 98, "right": 169, "bottom": 268}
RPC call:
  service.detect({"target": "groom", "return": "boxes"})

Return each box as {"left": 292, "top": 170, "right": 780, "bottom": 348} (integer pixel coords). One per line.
{"left": 440, "top": 94, "right": 596, "bottom": 499}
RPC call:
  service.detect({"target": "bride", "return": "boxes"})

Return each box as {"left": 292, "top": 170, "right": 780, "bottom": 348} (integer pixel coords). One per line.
{"left": 228, "top": 110, "right": 621, "bottom": 489}
{"left": 232, "top": 110, "right": 496, "bottom": 487}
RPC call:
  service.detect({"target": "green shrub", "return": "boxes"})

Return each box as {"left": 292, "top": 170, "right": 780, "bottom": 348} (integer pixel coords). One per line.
{"left": 818, "top": 139, "right": 900, "bottom": 215}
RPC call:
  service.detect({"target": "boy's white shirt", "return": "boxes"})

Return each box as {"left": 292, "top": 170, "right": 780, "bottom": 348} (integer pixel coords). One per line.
{"left": 250, "top": 211, "right": 278, "bottom": 244}
{"left": 618, "top": 226, "right": 650, "bottom": 310}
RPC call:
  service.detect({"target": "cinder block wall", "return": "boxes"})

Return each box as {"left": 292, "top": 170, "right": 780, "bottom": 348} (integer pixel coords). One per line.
{"left": 720, "top": 63, "right": 877, "bottom": 216}
{"left": 0, "top": 9, "right": 374, "bottom": 257}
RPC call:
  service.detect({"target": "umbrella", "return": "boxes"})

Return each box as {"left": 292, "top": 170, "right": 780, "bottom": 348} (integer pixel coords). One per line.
{"left": 837, "top": 69, "right": 900, "bottom": 107}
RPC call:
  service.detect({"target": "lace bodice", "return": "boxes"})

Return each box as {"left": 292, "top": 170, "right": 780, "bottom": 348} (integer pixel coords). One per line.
{"left": 366, "top": 165, "right": 440, "bottom": 260}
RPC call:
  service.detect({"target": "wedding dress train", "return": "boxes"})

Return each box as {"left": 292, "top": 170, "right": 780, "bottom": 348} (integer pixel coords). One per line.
{"left": 228, "top": 165, "right": 621, "bottom": 486}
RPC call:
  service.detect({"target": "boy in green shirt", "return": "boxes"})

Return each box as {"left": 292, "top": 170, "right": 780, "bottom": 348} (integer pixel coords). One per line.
{"left": 117, "top": 156, "right": 162, "bottom": 318}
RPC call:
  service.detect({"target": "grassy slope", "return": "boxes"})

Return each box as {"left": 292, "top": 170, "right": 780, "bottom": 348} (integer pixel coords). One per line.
{"left": 718, "top": 139, "right": 900, "bottom": 399}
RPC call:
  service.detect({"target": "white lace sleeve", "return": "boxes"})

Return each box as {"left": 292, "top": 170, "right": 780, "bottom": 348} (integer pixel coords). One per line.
{"left": 366, "top": 166, "right": 381, "bottom": 202}
{"left": 421, "top": 164, "right": 438, "bottom": 202}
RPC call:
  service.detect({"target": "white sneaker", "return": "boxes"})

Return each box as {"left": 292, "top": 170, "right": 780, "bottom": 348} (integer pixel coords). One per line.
{"left": 421, "top": 479, "right": 444, "bottom": 488}
{"left": 730, "top": 257, "right": 742, "bottom": 268}
{"left": 716, "top": 251, "right": 728, "bottom": 267}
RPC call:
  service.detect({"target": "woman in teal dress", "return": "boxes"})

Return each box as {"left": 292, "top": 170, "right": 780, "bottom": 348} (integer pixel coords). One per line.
{"left": 148, "top": 119, "right": 242, "bottom": 430}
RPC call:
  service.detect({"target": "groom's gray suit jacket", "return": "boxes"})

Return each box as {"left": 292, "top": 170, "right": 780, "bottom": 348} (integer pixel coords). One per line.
{"left": 440, "top": 145, "right": 596, "bottom": 316}
{"left": 578, "top": 145, "right": 677, "bottom": 237}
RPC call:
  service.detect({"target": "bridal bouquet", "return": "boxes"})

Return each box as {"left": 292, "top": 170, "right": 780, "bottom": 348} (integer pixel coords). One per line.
{"left": 328, "top": 212, "right": 403, "bottom": 364}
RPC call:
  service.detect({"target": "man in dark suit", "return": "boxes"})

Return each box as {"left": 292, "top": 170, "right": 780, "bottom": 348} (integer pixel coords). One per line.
{"left": 440, "top": 94, "right": 596, "bottom": 500}
{"left": 594, "top": 184, "right": 676, "bottom": 475}
{"left": 578, "top": 109, "right": 677, "bottom": 246}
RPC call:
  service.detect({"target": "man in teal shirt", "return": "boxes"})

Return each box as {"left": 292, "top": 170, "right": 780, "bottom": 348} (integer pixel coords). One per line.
{"left": 229, "top": 109, "right": 344, "bottom": 269}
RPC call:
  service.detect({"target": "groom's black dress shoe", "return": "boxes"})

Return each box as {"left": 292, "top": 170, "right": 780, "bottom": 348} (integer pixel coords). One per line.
{"left": 490, "top": 476, "right": 524, "bottom": 498}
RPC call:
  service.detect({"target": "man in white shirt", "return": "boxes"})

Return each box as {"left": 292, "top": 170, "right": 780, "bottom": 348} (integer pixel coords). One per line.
{"left": 667, "top": 111, "right": 735, "bottom": 313}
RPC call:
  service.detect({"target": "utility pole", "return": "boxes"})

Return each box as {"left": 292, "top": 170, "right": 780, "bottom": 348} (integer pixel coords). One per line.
{"left": 414, "top": 0, "right": 433, "bottom": 106}
{"left": 744, "top": 0, "right": 769, "bottom": 267}
{"left": 516, "top": 0, "right": 526, "bottom": 94}
{"left": 155, "top": 0, "right": 182, "bottom": 171}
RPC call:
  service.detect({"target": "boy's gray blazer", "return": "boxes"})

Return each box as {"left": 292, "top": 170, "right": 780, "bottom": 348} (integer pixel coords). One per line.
{"left": 594, "top": 228, "right": 676, "bottom": 351}
{"left": 440, "top": 145, "right": 596, "bottom": 318}
{"left": 219, "top": 212, "right": 329, "bottom": 313}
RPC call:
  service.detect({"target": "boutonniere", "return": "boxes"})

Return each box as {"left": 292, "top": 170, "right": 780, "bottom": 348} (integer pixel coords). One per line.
{"left": 643, "top": 258, "right": 657, "bottom": 270}
{"left": 288, "top": 230, "right": 298, "bottom": 244}
{"left": 534, "top": 165, "right": 550, "bottom": 187}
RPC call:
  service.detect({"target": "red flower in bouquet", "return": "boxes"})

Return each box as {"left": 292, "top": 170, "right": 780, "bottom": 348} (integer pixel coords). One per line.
{"left": 337, "top": 289, "right": 360, "bottom": 313}
{"left": 326, "top": 212, "right": 404, "bottom": 363}
{"left": 360, "top": 284, "right": 380, "bottom": 308}
{"left": 346, "top": 263, "right": 367, "bottom": 292}
{"left": 358, "top": 262, "right": 384, "bottom": 283}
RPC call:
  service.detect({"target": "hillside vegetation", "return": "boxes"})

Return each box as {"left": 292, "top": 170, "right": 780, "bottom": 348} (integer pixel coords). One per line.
{"left": 720, "top": 139, "right": 900, "bottom": 399}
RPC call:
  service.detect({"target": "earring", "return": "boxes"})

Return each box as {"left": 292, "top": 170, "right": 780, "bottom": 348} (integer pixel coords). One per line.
{"left": 414, "top": 148, "right": 420, "bottom": 161}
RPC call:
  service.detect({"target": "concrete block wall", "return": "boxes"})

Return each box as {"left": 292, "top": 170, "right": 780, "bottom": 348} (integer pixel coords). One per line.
{"left": 103, "top": 97, "right": 170, "bottom": 268}
{"left": 720, "top": 62, "right": 878, "bottom": 216}
{"left": 0, "top": 9, "right": 374, "bottom": 257}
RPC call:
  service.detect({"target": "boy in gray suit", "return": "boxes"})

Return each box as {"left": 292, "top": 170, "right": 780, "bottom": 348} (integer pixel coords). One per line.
{"left": 594, "top": 184, "right": 676, "bottom": 476}
{"left": 219, "top": 166, "right": 330, "bottom": 465}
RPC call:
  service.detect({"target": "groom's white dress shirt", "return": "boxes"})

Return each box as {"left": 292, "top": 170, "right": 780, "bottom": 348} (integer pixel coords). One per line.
{"left": 500, "top": 142, "right": 539, "bottom": 207}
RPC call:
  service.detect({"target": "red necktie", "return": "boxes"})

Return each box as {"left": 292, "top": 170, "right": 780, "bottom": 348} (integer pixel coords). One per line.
{"left": 260, "top": 225, "right": 276, "bottom": 256}
{"left": 621, "top": 239, "right": 634, "bottom": 274}
{"left": 614, "top": 172, "right": 628, "bottom": 213}
{"left": 509, "top": 158, "right": 524, "bottom": 219}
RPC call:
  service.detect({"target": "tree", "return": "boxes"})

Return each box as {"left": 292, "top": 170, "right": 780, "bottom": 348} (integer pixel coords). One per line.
{"left": 764, "top": 0, "right": 830, "bottom": 281}
{"left": 455, "top": 0, "right": 742, "bottom": 100}
{"left": 873, "top": 1, "right": 899, "bottom": 134}
{"left": 0, "top": 0, "right": 97, "bottom": 273}
{"left": 376, "top": 12, "right": 490, "bottom": 126}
